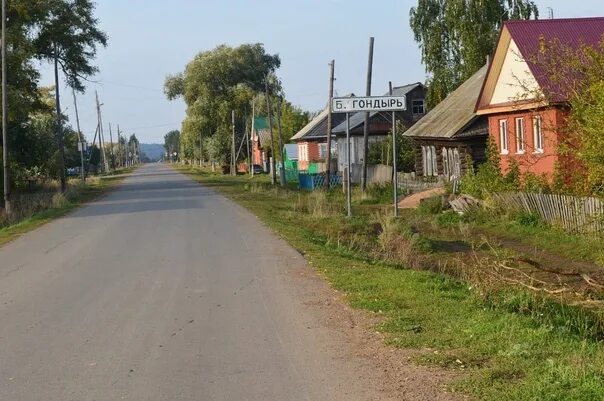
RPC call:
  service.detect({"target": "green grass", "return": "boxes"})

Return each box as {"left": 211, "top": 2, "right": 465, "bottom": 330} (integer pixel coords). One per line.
{"left": 178, "top": 166, "right": 604, "bottom": 401}
{"left": 477, "top": 216, "right": 604, "bottom": 266}
{"left": 0, "top": 167, "right": 136, "bottom": 246}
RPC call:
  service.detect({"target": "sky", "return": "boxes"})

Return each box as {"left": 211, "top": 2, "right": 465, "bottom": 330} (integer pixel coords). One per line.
{"left": 39, "top": 0, "right": 602, "bottom": 144}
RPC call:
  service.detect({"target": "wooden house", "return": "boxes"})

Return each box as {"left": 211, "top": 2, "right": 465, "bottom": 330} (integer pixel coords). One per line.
{"left": 404, "top": 65, "right": 489, "bottom": 179}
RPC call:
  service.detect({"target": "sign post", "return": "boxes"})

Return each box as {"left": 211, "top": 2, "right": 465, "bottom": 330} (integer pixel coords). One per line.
{"left": 332, "top": 94, "right": 406, "bottom": 217}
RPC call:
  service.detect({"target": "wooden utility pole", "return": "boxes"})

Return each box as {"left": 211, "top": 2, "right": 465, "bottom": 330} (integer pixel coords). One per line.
{"left": 265, "top": 79, "right": 277, "bottom": 185}
{"left": 108, "top": 123, "right": 115, "bottom": 169}
{"left": 325, "top": 60, "right": 335, "bottom": 189}
{"left": 390, "top": 82, "right": 399, "bottom": 217}
{"left": 116, "top": 125, "right": 122, "bottom": 168}
{"left": 276, "top": 99, "right": 286, "bottom": 186}
{"left": 72, "top": 89, "right": 85, "bottom": 181}
{"left": 54, "top": 45, "right": 67, "bottom": 192}
{"left": 250, "top": 101, "right": 255, "bottom": 177}
{"left": 361, "top": 37, "right": 375, "bottom": 192}
{"left": 231, "top": 110, "right": 236, "bottom": 176}
{"left": 2, "top": 0, "right": 11, "bottom": 218}
{"left": 95, "top": 91, "right": 108, "bottom": 173}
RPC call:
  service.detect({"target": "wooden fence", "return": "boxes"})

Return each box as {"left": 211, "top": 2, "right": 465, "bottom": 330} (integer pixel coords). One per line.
{"left": 490, "top": 192, "right": 604, "bottom": 234}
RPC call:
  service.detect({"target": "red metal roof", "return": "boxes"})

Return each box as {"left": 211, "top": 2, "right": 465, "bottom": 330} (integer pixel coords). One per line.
{"left": 505, "top": 17, "right": 604, "bottom": 100}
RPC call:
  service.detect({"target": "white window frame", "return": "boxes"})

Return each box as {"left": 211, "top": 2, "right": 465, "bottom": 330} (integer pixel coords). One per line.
{"left": 318, "top": 143, "right": 327, "bottom": 160}
{"left": 533, "top": 116, "right": 544, "bottom": 154}
{"left": 499, "top": 119, "right": 509, "bottom": 155}
{"left": 515, "top": 118, "right": 525, "bottom": 154}
{"left": 299, "top": 143, "right": 308, "bottom": 162}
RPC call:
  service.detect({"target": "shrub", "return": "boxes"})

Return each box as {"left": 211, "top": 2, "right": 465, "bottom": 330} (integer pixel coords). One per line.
{"left": 437, "top": 210, "right": 462, "bottom": 226}
{"left": 418, "top": 196, "right": 444, "bottom": 215}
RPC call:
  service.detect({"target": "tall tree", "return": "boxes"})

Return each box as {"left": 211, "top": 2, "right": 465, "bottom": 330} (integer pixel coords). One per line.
{"left": 165, "top": 44, "right": 280, "bottom": 165}
{"left": 410, "top": 0, "right": 538, "bottom": 107}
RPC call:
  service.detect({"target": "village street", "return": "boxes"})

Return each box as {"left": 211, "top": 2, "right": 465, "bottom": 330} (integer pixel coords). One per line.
{"left": 0, "top": 164, "right": 447, "bottom": 401}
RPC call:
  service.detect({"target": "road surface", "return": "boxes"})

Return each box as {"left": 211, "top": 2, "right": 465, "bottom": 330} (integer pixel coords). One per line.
{"left": 0, "top": 164, "right": 411, "bottom": 401}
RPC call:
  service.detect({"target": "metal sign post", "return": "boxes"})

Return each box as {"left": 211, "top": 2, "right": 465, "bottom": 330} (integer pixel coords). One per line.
{"left": 346, "top": 113, "right": 352, "bottom": 218}
{"left": 332, "top": 95, "right": 406, "bottom": 217}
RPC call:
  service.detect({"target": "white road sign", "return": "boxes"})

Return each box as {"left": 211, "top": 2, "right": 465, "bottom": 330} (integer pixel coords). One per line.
{"left": 332, "top": 96, "right": 407, "bottom": 113}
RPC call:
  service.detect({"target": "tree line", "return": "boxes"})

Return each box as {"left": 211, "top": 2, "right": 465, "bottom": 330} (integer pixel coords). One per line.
{"left": 164, "top": 43, "right": 310, "bottom": 168}
{"left": 1, "top": 0, "right": 107, "bottom": 213}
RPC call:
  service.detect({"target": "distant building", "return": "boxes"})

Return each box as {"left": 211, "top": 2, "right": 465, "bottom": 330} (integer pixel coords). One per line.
{"left": 251, "top": 117, "right": 272, "bottom": 171}
{"left": 476, "top": 17, "right": 604, "bottom": 179}
{"left": 404, "top": 65, "right": 489, "bottom": 179}
{"left": 290, "top": 108, "right": 346, "bottom": 172}
{"left": 331, "top": 83, "right": 426, "bottom": 172}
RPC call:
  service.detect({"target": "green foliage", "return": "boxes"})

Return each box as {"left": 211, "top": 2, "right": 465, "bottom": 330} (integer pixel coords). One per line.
{"left": 437, "top": 210, "right": 462, "bottom": 226}
{"left": 367, "top": 121, "right": 415, "bottom": 172}
{"left": 418, "top": 196, "right": 444, "bottom": 215}
{"left": 461, "top": 138, "right": 511, "bottom": 198}
{"left": 164, "top": 44, "right": 281, "bottom": 164}
{"left": 409, "top": 0, "right": 538, "bottom": 107}
{"left": 164, "top": 130, "right": 180, "bottom": 161}
{"left": 529, "top": 38, "right": 604, "bottom": 196}
{"left": 514, "top": 212, "right": 543, "bottom": 228}
{"left": 1, "top": 1, "right": 105, "bottom": 189}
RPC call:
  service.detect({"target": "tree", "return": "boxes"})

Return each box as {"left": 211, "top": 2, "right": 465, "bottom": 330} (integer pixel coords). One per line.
{"left": 164, "top": 44, "right": 280, "bottom": 166}
{"left": 164, "top": 130, "right": 180, "bottom": 161}
{"left": 528, "top": 38, "right": 604, "bottom": 195}
{"left": 409, "top": 0, "right": 538, "bottom": 107}
{"left": 1, "top": 1, "right": 106, "bottom": 195}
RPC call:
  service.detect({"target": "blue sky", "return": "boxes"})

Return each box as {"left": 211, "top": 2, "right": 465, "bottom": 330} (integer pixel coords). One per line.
{"left": 39, "top": 0, "right": 602, "bottom": 144}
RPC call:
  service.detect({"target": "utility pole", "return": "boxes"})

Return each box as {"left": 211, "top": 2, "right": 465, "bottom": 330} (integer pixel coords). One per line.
{"left": 250, "top": 101, "right": 255, "bottom": 177}
{"left": 276, "top": 99, "right": 286, "bottom": 186}
{"left": 231, "top": 110, "right": 236, "bottom": 176}
{"left": 95, "top": 91, "right": 108, "bottom": 173}
{"left": 362, "top": 37, "right": 375, "bottom": 192}
{"left": 245, "top": 119, "right": 251, "bottom": 175}
{"left": 72, "top": 89, "right": 85, "bottom": 182}
{"left": 325, "top": 60, "right": 335, "bottom": 189}
{"left": 2, "top": 0, "right": 11, "bottom": 219}
{"left": 54, "top": 44, "right": 66, "bottom": 192}
{"left": 265, "top": 78, "right": 277, "bottom": 185}
{"left": 116, "top": 124, "right": 122, "bottom": 168}
{"left": 108, "top": 123, "right": 115, "bottom": 170}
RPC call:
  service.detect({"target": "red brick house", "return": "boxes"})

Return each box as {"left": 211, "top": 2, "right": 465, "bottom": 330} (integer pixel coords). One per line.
{"left": 251, "top": 117, "right": 272, "bottom": 171}
{"left": 290, "top": 107, "right": 346, "bottom": 171}
{"left": 476, "top": 17, "right": 604, "bottom": 179}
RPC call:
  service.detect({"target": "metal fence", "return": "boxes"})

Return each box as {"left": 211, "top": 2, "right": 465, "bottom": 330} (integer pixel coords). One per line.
{"left": 490, "top": 192, "right": 604, "bottom": 234}
{"left": 299, "top": 173, "right": 342, "bottom": 190}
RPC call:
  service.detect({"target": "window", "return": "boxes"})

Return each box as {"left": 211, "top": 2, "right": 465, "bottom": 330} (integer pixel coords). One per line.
{"left": 422, "top": 145, "right": 438, "bottom": 176}
{"left": 499, "top": 119, "right": 509, "bottom": 154}
{"left": 299, "top": 143, "right": 308, "bottom": 162}
{"left": 412, "top": 99, "right": 425, "bottom": 115}
{"left": 318, "top": 143, "right": 327, "bottom": 159}
{"left": 533, "top": 116, "right": 544, "bottom": 153}
{"left": 515, "top": 118, "right": 525, "bottom": 154}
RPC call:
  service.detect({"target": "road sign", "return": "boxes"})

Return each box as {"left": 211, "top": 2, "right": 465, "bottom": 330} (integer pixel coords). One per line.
{"left": 78, "top": 142, "right": 87, "bottom": 152}
{"left": 332, "top": 96, "right": 406, "bottom": 113}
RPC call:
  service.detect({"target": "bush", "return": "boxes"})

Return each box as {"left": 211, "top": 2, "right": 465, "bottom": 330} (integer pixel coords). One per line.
{"left": 514, "top": 212, "right": 543, "bottom": 228}
{"left": 418, "top": 196, "right": 444, "bottom": 215}
{"left": 437, "top": 210, "right": 462, "bottom": 226}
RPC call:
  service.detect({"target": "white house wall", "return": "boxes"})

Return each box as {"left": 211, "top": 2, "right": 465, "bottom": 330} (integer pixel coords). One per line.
{"left": 490, "top": 38, "right": 541, "bottom": 105}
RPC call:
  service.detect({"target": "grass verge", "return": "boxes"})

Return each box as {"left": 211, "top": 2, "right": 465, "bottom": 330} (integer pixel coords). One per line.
{"left": 0, "top": 167, "right": 137, "bottom": 247}
{"left": 179, "top": 166, "right": 604, "bottom": 401}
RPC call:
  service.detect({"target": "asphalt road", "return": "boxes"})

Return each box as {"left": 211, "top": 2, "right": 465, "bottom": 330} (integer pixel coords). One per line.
{"left": 0, "top": 164, "right": 389, "bottom": 401}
